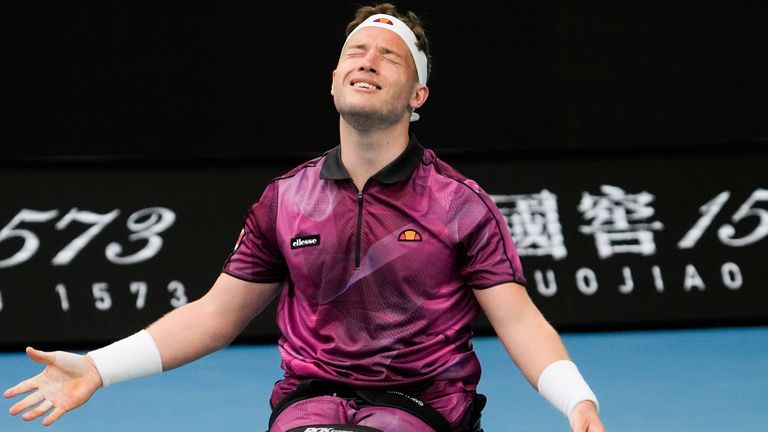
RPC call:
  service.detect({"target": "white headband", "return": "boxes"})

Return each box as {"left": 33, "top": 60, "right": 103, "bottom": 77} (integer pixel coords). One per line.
{"left": 344, "top": 13, "right": 428, "bottom": 121}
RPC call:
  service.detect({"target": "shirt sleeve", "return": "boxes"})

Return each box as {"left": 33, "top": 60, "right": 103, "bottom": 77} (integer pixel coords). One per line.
{"left": 458, "top": 188, "right": 527, "bottom": 289}
{"left": 222, "top": 181, "right": 288, "bottom": 283}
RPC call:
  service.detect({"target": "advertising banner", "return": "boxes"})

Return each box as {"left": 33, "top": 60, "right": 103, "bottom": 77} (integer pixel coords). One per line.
{"left": 0, "top": 148, "right": 765, "bottom": 347}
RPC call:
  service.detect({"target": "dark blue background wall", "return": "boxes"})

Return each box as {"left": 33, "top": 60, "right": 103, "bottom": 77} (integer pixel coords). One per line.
{"left": 5, "top": 1, "right": 768, "bottom": 159}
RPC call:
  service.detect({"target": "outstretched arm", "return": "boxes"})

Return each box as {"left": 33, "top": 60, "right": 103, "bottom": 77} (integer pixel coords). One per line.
{"left": 474, "top": 282, "right": 604, "bottom": 432}
{"left": 147, "top": 273, "right": 281, "bottom": 371}
{"left": 4, "top": 273, "right": 281, "bottom": 426}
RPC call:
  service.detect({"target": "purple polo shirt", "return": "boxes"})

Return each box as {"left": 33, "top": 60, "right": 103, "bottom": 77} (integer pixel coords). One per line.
{"left": 223, "top": 136, "right": 526, "bottom": 395}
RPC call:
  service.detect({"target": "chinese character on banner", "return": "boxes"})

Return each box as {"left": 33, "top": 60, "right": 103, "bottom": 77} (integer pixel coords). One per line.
{"left": 491, "top": 190, "right": 567, "bottom": 260}
{"left": 578, "top": 185, "right": 665, "bottom": 259}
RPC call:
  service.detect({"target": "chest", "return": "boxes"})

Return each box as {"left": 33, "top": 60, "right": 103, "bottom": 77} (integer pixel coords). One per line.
{"left": 275, "top": 181, "right": 462, "bottom": 287}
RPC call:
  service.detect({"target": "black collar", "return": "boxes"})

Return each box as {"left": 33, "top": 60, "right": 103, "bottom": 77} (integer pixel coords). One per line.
{"left": 320, "top": 135, "right": 424, "bottom": 184}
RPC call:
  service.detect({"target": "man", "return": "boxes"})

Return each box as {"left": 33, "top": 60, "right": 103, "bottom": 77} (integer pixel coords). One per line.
{"left": 5, "top": 3, "right": 605, "bottom": 431}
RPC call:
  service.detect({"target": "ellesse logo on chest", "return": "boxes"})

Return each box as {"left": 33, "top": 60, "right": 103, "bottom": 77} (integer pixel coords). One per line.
{"left": 291, "top": 234, "right": 320, "bottom": 249}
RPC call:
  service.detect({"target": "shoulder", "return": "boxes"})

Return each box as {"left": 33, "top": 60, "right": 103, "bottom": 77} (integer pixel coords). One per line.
{"left": 420, "top": 148, "right": 489, "bottom": 199}
{"left": 273, "top": 152, "right": 328, "bottom": 184}
{"left": 418, "top": 149, "right": 507, "bottom": 227}
{"left": 257, "top": 151, "right": 331, "bottom": 197}
{"left": 250, "top": 151, "right": 329, "bottom": 207}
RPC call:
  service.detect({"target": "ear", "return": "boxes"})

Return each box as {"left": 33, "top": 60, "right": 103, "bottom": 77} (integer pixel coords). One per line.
{"left": 410, "top": 84, "right": 429, "bottom": 110}
{"left": 330, "top": 70, "right": 337, "bottom": 96}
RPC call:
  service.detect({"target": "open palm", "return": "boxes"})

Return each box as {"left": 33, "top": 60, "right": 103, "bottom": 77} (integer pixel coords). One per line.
{"left": 4, "top": 347, "right": 102, "bottom": 426}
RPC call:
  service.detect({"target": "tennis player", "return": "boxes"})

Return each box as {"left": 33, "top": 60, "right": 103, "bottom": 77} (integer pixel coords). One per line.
{"left": 5, "top": 3, "right": 604, "bottom": 431}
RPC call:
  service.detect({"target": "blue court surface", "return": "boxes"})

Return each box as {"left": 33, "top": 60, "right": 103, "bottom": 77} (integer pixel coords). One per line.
{"left": 2, "top": 326, "right": 767, "bottom": 431}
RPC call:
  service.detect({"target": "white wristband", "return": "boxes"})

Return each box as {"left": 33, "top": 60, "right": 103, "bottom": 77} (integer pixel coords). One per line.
{"left": 537, "top": 360, "right": 599, "bottom": 419}
{"left": 87, "top": 330, "right": 163, "bottom": 387}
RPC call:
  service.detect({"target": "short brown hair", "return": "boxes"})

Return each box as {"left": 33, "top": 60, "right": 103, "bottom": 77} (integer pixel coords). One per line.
{"left": 345, "top": 3, "right": 432, "bottom": 78}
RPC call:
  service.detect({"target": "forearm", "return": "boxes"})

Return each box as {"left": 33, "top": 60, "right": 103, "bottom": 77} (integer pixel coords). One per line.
{"left": 475, "top": 283, "right": 600, "bottom": 424}
{"left": 497, "top": 307, "right": 570, "bottom": 387}
{"left": 146, "top": 298, "right": 240, "bottom": 371}
{"left": 147, "top": 274, "right": 281, "bottom": 370}
{"left": 85, "top": 302, "right": 232, "bottom": 387}
{"left": 508, "top": 319, "right": 600, "bottom": 421}
{"left": 476, "top": 284, "right": 569, "bottom": 386}
{"left": 88, "top": 274, "right": 280, "bottom": 386}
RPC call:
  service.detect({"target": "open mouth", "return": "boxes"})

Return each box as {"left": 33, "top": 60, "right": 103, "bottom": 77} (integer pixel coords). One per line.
{"left": 350, "top": 80, "right": 381, "bottom": 90}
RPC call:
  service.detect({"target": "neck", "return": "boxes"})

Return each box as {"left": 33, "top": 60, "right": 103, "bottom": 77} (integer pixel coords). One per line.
{"left": 338, "top": 118, "right": 410, "bottom": 190}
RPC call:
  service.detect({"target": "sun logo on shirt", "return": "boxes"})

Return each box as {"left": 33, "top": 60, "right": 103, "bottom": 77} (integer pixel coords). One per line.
{"left": 398, "top": 229, "right": 422, "bottom": 242}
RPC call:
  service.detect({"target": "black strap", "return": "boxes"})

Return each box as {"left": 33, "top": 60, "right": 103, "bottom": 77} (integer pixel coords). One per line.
{"left": 467, "top": 393, "right": 486, "bottom": 432}
{"left": 269, "top": 379, "right": 354, "bottom": 427}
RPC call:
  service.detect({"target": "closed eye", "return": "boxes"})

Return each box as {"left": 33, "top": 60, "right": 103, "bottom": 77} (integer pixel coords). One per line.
{"left": 382, "top": 54, "right": 402, "bottom": 64}
{"left": 379, "top": 48, "right": 404, "bottom": 64}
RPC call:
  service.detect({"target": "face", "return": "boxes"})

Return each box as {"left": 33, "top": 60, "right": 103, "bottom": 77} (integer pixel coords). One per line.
{"left": 332, "top": 27, "right": 427, "bottom": 130}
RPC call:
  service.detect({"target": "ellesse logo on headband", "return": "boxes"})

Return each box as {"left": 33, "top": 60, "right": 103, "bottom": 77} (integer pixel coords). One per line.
{"left": 373, "top": 17, "right": 394, "bottom": 25}
{"left": 291, "top": 234, "right": 320, "bottom": 249}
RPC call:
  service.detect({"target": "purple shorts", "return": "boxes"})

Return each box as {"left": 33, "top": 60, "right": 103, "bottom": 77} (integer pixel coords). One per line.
{"left": 269, "top": 395, "right": 434, "bottom": 432}
{"left": 268, "top": 378, "right": 478, "bottom": 432}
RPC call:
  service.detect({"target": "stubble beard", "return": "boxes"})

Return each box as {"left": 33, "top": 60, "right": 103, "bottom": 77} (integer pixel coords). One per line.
{"left": 338, "top": 106, "right": 402, "bottom": 131}
{"left": 334, "top": 91, "right": 408, "bottom": 132}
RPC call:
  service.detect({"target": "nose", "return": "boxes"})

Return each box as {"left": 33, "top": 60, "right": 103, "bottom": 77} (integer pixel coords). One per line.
{"left": 359, "top": 51, "right": 378, "bottom": 74}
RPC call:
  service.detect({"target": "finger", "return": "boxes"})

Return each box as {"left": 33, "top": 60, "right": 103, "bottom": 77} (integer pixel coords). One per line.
{"left": 570, "top": 418, "right": 589, "bottom": 432}
{"left": 4, "top": 377, "right": 40, "bottom": 399}
{"left": 9, "top": 390, "right": 44, "bottom": 416}
{"left": 587, "top": 422, "right": 605, "bottom": 432}
{"left": 576, "top": 418, "right": 604, "bottom": 432}
{"left": 42, "top": 406, "right": 68, "bottom": 426}
{"left": 4, "top": 386, "right": 19, "bottom": 398}
{"left": 21, "top": 399, "right": 54, "bottom": 422}
{"left": 26, "top": 347, "right": 56, "bottom": 366}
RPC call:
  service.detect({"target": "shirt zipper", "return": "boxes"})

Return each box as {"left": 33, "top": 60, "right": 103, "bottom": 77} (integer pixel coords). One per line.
{"left": 355, "top": 190, "right": 364, "bottom": 268}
